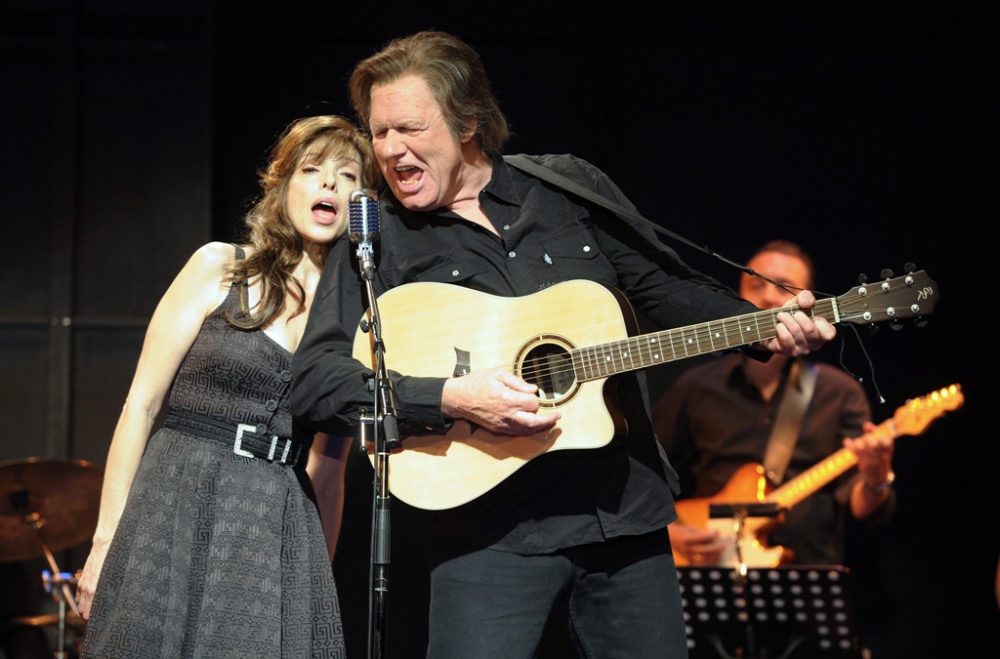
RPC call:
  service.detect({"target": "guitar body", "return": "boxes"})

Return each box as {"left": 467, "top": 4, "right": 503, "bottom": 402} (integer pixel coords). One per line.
{"left": 352, "top": 280, "right": 635, "bottom": 510}
{"left": 673, "top": 463, "right": 788, "bottom": 568}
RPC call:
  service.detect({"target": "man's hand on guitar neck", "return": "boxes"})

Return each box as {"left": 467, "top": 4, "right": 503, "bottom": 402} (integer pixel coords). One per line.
{"left": 668, "top": 523, "right": 729, "bottom": 565}
{"left": 846, "top": 421, "right": 896, "bottom": 519}
{"left": 760, "top": 290, "right": 837, "bottom": 357}
{"left": 441, "top": 367, "right": 561, "bottom": 436}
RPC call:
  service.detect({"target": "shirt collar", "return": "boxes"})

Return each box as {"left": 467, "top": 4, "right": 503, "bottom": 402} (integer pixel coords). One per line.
{"left": 728, "top": 354, "right": 802, "bottom": 389}
{"left": 481, "top": 155, "right": 522, "bottom": 207}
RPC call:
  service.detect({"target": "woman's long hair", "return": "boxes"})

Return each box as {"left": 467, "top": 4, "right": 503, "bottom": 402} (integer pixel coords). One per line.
{"left": 227, "top": 115, "right": 378, "bottom": 330}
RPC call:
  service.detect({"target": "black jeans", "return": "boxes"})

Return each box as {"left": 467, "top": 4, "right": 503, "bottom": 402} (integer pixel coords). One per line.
{"left": 427, "top": 529, "right": 688, "bottom": 659}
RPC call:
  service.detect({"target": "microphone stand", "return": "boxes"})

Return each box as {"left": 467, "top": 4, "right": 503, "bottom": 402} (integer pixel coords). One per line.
{"left": 356, "top": 238, "right": 400, "bottom": 659}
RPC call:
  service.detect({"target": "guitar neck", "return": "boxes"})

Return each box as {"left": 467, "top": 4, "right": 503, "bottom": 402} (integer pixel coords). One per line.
{"left": 766, "top": 416, "right": 895, "bottom": 509}
{"left": 766, "top": 447, "right": 860, "bottom": 510}
{"left": 571, "top": 298, "right": 840, "bottom": 382}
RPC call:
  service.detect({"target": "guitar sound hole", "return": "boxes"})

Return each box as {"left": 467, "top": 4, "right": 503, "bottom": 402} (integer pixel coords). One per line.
{"left": 521, "top": 343, "right": 575, "bottom": 402}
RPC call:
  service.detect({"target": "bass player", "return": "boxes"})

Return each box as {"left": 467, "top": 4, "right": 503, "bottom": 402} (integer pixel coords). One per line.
{"left": 656, "top": 240, "right": 895, "bottom": 566}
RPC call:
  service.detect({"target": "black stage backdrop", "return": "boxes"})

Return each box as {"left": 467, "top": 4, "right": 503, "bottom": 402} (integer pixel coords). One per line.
{"left": 0, "top": 2, "right": 995, "bottom": 658}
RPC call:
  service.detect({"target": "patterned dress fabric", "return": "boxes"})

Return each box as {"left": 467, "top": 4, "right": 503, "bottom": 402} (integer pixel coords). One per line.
{"left": 82, "top": 275, "right": 345, "bottom": 658}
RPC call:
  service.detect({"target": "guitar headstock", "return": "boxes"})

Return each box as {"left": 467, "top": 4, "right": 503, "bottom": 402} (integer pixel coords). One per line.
{"left": 892, "top": 384, "right": 964, "bottom": 436}
{"left": 836, "top": 269, "right": 938, "bottom": 326}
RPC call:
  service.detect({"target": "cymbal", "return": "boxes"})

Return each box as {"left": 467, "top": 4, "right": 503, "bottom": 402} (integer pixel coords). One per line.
{"left": 0, "top": 458, "right": 103, "bottom": 562}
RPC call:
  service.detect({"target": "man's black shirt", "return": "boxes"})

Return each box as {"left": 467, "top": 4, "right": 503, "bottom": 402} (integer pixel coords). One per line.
{"left": 291, "top": 154, "right": 757, "bottom": 554}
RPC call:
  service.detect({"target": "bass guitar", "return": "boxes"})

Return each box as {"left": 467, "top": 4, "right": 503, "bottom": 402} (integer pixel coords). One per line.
{"left": 672, "top": 384, "right": 963, "bottom": 567}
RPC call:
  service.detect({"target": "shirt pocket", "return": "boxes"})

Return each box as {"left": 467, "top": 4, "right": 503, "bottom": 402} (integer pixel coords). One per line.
{"left": 412, "top": 258, "right": 491, "bottom": 285}
{"left": 539, "top": 226, "right": 616, "bottom": 286}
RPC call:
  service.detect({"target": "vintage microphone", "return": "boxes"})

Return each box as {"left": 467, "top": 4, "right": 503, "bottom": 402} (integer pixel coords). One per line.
{"left": 348, "top": 188, "right": 398, "bottom": 659}
{"left": 348, "top": 188, "right": 400, "bottom": 449}
{"left": 349, "top": 188, "right": 380, "bottom": 280}
{"left": 350, "top": 187, "right": 380, "bottom": 457}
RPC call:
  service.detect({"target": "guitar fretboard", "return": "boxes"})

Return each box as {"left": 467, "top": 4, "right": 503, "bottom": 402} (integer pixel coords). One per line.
{"left": 570, "top": 298, "right": 839, "bottom": 382}
{"left": 765, "top": 385, "right": 960, "bottom": 509}
{"left": 766, "top": 447, "right": 860, "bottom": 509}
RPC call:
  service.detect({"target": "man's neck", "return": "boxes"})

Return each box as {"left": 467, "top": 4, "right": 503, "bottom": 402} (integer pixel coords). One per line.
{"left": 744, "top": 353, "right": 791, "bottom": 403}
{"left": 446, "top": 148, "right": 497, "bottom": 234}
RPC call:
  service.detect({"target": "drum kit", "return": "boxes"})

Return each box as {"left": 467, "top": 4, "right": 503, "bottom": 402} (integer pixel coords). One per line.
{"left": 0, "top": 457, "right": 103, "bottom": 658}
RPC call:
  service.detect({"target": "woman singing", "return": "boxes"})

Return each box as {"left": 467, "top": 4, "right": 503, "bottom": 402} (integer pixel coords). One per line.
{"left": 77, "top": 115, "right": 377, "bottom": 658}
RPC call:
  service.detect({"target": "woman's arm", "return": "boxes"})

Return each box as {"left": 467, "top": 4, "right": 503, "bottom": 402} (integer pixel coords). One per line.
{"left": 306, "top": 433, "right": 352, "bottom": 560}
{"left": 75, "top": 242, "right": 233, "bottom": 620}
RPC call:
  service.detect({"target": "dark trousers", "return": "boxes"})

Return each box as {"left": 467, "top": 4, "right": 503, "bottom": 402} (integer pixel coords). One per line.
{"left": 427, "top": 529, "right": 688, "bottom": 659}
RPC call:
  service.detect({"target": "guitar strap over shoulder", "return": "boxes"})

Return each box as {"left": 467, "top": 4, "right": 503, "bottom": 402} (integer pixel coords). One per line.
{"left": 762, "top": 359, "right": 818, "bottom": 484}
{"left": 504, "top": 154, "right": 706, "bottom": 260}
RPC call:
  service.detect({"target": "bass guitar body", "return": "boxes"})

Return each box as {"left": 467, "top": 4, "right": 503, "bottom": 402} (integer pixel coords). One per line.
{"left": 672, "top": 464, "right": 788, "bottom": 568}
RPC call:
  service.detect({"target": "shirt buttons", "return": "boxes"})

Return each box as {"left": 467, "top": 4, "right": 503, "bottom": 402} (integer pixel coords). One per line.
{"left": 582, "top": 245, "right": 591, "bottom": 253}
{"left": 279, "top": 370, "right": 291, "bottom": 383}
{"left": 265, "top": 399, "right": 278, "bottom": 412}
{"left": 257, "top": 424, "right": 267, "bottom": 434}
{"left": 502, "top": 224, "right": 511, "bottom": 231}
{"left": 508, "top": 251, "right": 516, "bottom": 258}
{"left": 452, "top": 269, "right": 460, "bottom": 277}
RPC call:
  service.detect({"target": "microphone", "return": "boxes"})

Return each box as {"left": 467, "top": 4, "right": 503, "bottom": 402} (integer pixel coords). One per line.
{"left": 349, "top": 188, "right": 379, "bottom": 279}
{"left": 348, "top": 188, "right": 400, "bottom": 449}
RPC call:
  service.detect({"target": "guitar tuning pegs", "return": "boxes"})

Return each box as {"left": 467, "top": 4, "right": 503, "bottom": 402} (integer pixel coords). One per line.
{"left": 880, "top": 268, "right": 895, "bottom": 279}
{"left": 857, "top": 273, "right": 869, "bottom": 284}
{"left": 904, "top": 262, "right": 917, "bottom": 273}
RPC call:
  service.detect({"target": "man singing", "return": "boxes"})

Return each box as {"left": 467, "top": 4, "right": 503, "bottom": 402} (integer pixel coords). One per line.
{"left": 292, "top": 31, "right": 835, "bottom": 658}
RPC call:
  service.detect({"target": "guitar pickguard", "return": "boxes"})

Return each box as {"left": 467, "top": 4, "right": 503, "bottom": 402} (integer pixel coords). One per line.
{"left": 453, "top": 347, "right": 471, "bottom": 377}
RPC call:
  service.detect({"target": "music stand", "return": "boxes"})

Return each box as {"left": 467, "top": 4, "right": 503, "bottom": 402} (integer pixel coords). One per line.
{"left": 678, "top": 565, "right": 863, "bottom": 659}
{"left": 708, "top": 501, "right": 781, "bottom": 576}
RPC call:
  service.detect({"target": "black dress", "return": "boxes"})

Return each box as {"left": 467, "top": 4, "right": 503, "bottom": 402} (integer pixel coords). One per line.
{"left": 82, "top": 266, "right": 346, "bottom": 658}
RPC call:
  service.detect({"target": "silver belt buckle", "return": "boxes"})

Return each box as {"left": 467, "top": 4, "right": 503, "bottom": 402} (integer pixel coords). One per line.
{"left": 233, "top": 423, "right": 257, "bottom": 458}
{"left": 235, "top": 423, "right": 285, "bottom": 462}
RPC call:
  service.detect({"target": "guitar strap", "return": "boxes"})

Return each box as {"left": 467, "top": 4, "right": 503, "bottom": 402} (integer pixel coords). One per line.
{"left": 503, "top": 154, "right": 753, "bottom": 308}
{"left": 762, "top": 359, "right": 818, "bottom": 484}
{"left": 504, "top": 154, "right": 713, "bottom": 264}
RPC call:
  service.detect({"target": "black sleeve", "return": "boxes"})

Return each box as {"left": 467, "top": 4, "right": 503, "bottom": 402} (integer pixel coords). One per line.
{"left": 652, "top": 373, "right": 700, "bottom": 499}
{"left": 833, "top": 373, "right": 872, "bottom": 505}
{"left": 290, "top": 237, "right": 448, "bottom": 436}
{"left": 834, "top": 375, "right": 896, "bottom": 525}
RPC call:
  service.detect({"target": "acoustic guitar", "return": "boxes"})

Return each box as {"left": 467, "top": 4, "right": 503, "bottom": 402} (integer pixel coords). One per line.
{"left": 352, "top": 271, "right": 938, "bottom": 510}
{"left": 671, "top": 384, "right": 964, "bottom": 567}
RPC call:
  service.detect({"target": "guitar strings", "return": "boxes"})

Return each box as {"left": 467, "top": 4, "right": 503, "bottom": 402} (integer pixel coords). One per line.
{"left": 516, "top": 303, "right": 807, "bottom": 381}
{"left": 517, "top": 305, "right": 802, "bottom": 382}
{"left": 515, "top": 315, "right": 784, "bottom": 383}
{"left": 508, "top": 287, "right": 894, "bottom": 384}
{"left": 516, "top": 289, "right": 897, "bottom": 384}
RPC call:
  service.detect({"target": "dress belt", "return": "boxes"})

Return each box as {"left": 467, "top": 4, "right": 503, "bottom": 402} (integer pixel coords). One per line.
{"left": 163, "top": 411, "right": 307, "bottom": 468}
